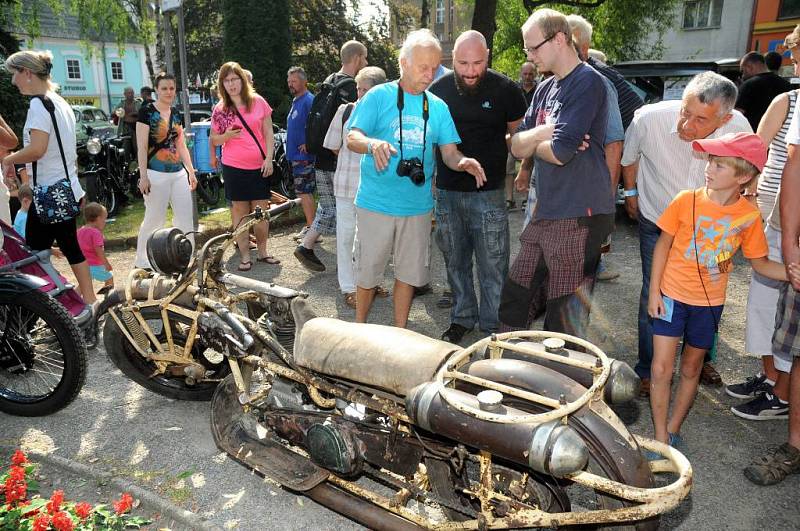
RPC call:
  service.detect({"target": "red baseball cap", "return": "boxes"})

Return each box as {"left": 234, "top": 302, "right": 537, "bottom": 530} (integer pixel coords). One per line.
{"left": 691, "top": 132, "right": 767, "bottom": 172}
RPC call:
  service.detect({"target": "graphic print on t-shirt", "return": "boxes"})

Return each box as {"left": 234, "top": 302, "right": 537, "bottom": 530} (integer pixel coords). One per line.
{"left": 393, "top": 114, "right": 426, "bottom": 153}
{"left": 686, "top": 210, "right": 760, "bottom": 282}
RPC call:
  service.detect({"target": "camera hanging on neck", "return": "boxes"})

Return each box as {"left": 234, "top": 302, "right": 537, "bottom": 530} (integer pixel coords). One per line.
{"left": 395, "top": 84, "right": 429, "bottom": 186}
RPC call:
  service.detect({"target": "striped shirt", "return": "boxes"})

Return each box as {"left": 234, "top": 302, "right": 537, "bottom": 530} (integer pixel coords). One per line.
{"left": 621, "top": 99, "right": 752, "bottom": 223}
{"left": 323, "top": 102, "right": 361, "bottom": 199}
{"left": 758, "top": 90, "right": 798, "bottom": 220}
{"left": 587, "top": 57, "right": 644, "bottom": 130}
{"left": 770, "top": 91, "right": 800, "bottom": 231}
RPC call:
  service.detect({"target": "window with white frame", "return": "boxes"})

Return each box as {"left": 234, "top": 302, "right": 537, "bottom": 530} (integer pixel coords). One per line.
{"left": 110, "top": 60, "right": 124, "bottom": 81}
{"left": 65, "top": 58, "right": 82, "bottom": 80}
{"left": 436, "top": 0, "right": 444, "bottom": 24}
{"left": 682, "top": 0, "right": 724, "bottom": 29}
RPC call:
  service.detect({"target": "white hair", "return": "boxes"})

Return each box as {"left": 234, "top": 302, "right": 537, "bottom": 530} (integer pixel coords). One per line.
{"left": 566, "top": 14, "right": 593, "bottom": 48}
{"left": 398, "top": 29, "right": 441, "bottom": 75}
{"left": 684, "top": 71, "right": 738, "bottom": 117}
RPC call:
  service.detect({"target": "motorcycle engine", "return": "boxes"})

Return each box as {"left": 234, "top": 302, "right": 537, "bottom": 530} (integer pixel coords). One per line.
{"left": 146, "top": 228, "right": 192, "bottom": 275}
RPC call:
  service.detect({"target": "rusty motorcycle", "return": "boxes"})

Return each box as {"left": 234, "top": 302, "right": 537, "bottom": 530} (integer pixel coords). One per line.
{"left": 99, "top": 201, "right": 692, "bottom": 529}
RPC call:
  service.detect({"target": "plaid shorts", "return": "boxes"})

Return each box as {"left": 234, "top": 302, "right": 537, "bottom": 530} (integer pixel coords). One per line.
{"left": 772, "top": 283, "right": 800, "bottom": 358}
{"left": 311, "top": 169, "right": 336, "bottom": 235}
{"left": 292, "top": 160, "right": 316, "bottom": 194}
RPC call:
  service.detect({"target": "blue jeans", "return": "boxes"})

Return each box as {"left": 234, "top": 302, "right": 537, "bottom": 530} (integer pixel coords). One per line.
{"left": 636, "top": 213, "right": 661, "bottom": 379}
{"left": 435, "top": 188, "right": 509, "bottom": 333}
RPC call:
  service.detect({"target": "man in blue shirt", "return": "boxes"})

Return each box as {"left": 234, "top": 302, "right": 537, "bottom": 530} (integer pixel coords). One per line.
{"left": 346, "top": 29, "right": 485, "bottom": 329}
{"left": 286, "top": 66, "right": 316, "bottom": 232}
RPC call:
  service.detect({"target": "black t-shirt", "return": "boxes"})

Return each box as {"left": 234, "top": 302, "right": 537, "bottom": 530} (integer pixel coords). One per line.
{"left": 736, "top": 72, "right": 792, "bottom": 130}
{"left": 315, "top": 72, "right": 357, "bottom": 171}
{"left": 430, "top": 69, "right": 528, "bottom": 191}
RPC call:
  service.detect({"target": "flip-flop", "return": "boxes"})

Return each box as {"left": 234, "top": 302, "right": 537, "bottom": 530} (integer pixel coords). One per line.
{"left": 237, "top": 261, "right": 252, "bottom": 271}
{"left": 257, "top": 256, "right": 281, "bottom": 265}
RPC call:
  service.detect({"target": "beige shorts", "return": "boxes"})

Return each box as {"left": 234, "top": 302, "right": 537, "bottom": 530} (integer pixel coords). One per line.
{"left": 354, "top": 207, "right": 431, "bottom": 288}
{"left": 505, "top": 153, "right": 518, "bottom": 176}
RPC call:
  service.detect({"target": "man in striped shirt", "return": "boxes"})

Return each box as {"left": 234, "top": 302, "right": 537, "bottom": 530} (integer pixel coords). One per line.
{"left": 621, "top": 72, "right": 752, "bottom": 396}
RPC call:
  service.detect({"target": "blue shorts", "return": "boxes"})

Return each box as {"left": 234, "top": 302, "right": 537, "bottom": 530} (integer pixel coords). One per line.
{"left": 651, "top": 294, "right": 723, "bottom": 349}
{"left": 291, "top": 160, "right": 316, "bottom": 195}
{"left": 89, "top": 265, "right": 113, "bottom": 282}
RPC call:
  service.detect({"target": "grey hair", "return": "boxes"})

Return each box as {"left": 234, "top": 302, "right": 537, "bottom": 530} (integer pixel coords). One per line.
{"left": 287, "top": 66, "right": 306, "bottom": 81}
{"left": 4, "top": 49, "right": 58, "bottom": 91}
{"left": 398, "top": 29, "right": 441, "bottom": 75}
{"left": 566, "top": 14, "right": 593, "bottom": 48}
{"left": 355, "top": 66, "right": 386, "bottom": 88}
{"left": 683, "top": 71, "right": 737, "bottom": 117}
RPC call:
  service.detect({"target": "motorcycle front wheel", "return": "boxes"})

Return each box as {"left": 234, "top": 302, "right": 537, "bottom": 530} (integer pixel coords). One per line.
{"left": 0, "top": 289, "right": 87, "bottom": 416}
{"left": 86, "top": 175, "right": 119, "bottom": 217}
{"left": 196, "top": 174, "right": 222, "bottom": 206}
{"left": 103, "top": 305, "right": 228, "bottom": 400}
{"left": 273, "top": 155, "right": 296, "bottom": 199}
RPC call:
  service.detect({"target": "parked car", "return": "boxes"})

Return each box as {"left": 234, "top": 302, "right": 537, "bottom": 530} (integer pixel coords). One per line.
{"left": 612, "top": 58, "right": 742, "bottom": 104}
{"left": 72, "top": 105, "right": 116, "bottom": 144}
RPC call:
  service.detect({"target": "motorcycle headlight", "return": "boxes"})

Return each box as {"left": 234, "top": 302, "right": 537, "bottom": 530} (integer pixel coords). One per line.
{"left": 87, "top": 137, "right": 102, "bottom": 155}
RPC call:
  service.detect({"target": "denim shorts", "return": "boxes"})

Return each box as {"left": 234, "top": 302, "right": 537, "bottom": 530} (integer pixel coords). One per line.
{"left": 291, "top": 161, "right": 316, "bottom": 195}
{"left": 89, "top": 265, "right": 113, "bottom": 282}
{"left": 652, "top": 294, "right": 723, "bottom": 349}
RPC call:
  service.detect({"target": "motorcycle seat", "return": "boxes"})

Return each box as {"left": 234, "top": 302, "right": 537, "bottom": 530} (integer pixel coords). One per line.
{"left": 294, "top": 317, "right": 458, "bottom": 397}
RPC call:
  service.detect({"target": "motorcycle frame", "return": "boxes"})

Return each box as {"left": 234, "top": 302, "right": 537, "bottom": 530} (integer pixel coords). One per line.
{"left": 107, "top": 204, "right": 692, "bottom": 529}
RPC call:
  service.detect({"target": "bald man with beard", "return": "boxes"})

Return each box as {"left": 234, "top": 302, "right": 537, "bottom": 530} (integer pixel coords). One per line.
{"left": 429, "top": 30, "right": 528, "bottom": 343}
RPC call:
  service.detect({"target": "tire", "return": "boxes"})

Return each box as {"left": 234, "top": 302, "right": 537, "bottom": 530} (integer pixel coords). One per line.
{"left": 197, "top": 175, "right": 222, "bottom": 206}
{"left": 86, "top": 174, "right": 119, "bottom": 217}
{"left": 274, "top": 155, "right": 296, "bottom": 199}
{"left": 0, "top": 289, "right": 87, "bottom": 416}
{"left": 103, "top": 305, "right": 228, "bottom": 400}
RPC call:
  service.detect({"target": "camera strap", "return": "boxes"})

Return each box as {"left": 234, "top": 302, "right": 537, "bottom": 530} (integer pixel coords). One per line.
{"left": 396, "top": 84, "right": 429, "bottom": 167}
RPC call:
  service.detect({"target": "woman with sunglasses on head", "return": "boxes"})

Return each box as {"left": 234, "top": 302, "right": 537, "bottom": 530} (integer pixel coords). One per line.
{"left": 134, "top": 72, "right": 198, "bottom": 270}
{"left": 210, "top": 62, "right": 275, "bottom": 271}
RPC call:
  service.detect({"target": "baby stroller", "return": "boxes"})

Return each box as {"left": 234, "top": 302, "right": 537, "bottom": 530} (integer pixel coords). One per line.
{"left": 0, "top": 221, "right": 95, "bottom": 346}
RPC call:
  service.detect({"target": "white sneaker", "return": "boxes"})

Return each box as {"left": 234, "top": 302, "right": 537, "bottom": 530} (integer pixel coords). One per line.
{"left": 292, "top": 226, "right": 309, "bottom": 242}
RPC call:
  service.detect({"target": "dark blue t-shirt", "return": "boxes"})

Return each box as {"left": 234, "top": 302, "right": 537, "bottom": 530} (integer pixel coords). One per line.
{"left": 286, "top": 91, "right": 314, "bottom": 162}
{"left": 520, "top": 62, "right": 614, "bottom": 220}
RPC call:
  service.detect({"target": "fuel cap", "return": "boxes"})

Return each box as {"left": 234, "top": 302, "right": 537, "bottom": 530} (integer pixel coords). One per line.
{"left": 477, "top": 390, "right": 503, "bottom": 412}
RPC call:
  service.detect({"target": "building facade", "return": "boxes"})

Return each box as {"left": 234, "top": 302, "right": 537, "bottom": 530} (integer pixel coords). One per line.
{"left": 750, "top": 0, "right": 800, "bottom": 70}
{"left": 649, "top": 0, "right": 756, "bottom": 61}
{"left": 5, "top": 4, "right": 150, "bottom": 113}
{"left": 390, "top": 0, "right": 472, "bottom": 67}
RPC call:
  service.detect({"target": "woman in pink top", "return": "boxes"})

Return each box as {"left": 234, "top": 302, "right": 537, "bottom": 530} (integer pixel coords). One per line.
{"left": 211, "top": 62, "right": 275, "bottom": 271}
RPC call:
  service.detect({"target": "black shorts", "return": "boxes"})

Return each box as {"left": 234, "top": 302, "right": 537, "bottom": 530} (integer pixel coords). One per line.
{"left": 222, "top": 164, "right": 271, "bottom": 202}
{"left": 25, "top": 204, "right": 85, "bottom": 265}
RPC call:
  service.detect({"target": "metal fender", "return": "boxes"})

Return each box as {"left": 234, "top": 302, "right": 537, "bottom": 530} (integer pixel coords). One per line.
{"left": 0, "top": 272, "right": 49, "bottom": 295}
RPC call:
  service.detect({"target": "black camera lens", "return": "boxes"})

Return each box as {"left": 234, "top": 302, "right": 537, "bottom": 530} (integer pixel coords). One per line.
{"left": 397, "top": 158, "right": 425, "bottom": 186}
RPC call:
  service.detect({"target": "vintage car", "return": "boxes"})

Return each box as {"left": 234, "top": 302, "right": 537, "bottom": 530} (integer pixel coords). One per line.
{"left": 72, "top": 105, "right": 116, "bottom": 144}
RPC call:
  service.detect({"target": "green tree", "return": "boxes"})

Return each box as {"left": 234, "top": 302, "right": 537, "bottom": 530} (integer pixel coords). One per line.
{"left": 183, "top": 0, "right": 224, "bottom": 88}
{"left": 0, "top": 0, "right": 31, "bottom": 139}
{"left": 222, "top": 0, "right": 290, "bottom": 118}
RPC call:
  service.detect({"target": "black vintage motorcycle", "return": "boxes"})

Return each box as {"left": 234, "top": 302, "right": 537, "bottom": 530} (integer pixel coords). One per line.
{"left": 272, "top": 124, "right": 295, "bottom": 200}
{"left": 78, "top": 128, "right": 138, "bottom": 217}
{"left": 99, "top": 203, "right": 691, "bottom": 529}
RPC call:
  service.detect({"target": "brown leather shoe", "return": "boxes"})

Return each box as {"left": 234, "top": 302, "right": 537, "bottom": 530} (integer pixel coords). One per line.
{"left": 639, "top": 377, "right": 651, "bottom": 398}
{"left": 700, "top": 362, "right": 722, "bottom": 386}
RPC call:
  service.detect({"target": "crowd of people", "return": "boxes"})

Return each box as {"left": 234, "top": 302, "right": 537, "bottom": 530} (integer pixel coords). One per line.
{"left": 0, "top": 6, "right": 799, "bottom": 488}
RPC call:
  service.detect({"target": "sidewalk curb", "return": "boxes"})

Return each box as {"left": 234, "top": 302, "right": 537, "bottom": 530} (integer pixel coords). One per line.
{"left": 104, "top": 207, "right": 304, "bottom": 251}
{"left": 0, "top": 446, "right": 219, "bottom": 530}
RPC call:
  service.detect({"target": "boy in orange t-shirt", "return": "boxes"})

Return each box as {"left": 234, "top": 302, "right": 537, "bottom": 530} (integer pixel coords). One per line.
{"left": 648, "top": 132, "right": 788, "bottom": 450}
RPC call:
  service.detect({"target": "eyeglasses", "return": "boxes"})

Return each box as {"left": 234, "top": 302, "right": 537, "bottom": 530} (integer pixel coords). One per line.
{"left": 523, "top": 33, "right": 557, "bottom": 55}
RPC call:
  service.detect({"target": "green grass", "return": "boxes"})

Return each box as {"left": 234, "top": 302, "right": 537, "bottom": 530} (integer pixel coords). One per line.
{"left": 103, "top": 199, "right": 232, "bottom": 241}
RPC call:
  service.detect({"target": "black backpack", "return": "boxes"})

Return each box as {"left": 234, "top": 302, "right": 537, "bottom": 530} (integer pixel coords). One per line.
{"left": 305, "top": 74, "right": 356, "bottom": 156}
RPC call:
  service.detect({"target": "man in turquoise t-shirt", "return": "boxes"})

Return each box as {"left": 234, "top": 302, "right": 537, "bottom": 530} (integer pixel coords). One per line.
{"left": 346, "top": 29, "right": 486, "bottom": 329}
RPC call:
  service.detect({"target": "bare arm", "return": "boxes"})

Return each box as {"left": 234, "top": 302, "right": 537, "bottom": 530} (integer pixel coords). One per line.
{"left": 647, "top": 231, "right": 674, "bottom": 317}
{"left": 439, "top": 143, "right": 487, "bottom": 188}
{"left": 781, "top": 144, "right": 800, "bottom": 288}
{"left": 605, "top": 140, "right": 623, "bottom": 194}
{"left": 175, "top": 127, "right": 197, "bottom": 190}
{"left": 260, "top": 115, "right": 275, "bottom": 177}
{"left": 621, "top": 161, "right": 639, "bottom": 220}
{"left": 94, "top": 245, "right": 113, "bottom": 270}
{"left": 2, "top": 130, "right": 48, "bottom": 165}
{"left": 750, "top": 256, "right": 787, "bottom": 281}
{"left": 757, "top": 92, "right": 790, "bottom": 146}
{"left": 346, "top": 128, "right": 397, "bottom": 171}
{"left": 514, "top": 157, "right": 533, "bottom": 193}
{"left": 0, "top": 114, "right": 17, "bottom": 149}
{"left": 510, "top": 124, "right": 553, "bottom": 160}
{"left": 136, "top": 122, "right": 150, "bottom": 183}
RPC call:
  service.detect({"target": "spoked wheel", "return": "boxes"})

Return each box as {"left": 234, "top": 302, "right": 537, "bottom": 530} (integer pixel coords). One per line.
{"left": 197, "top": 174, "right": 222, "bottom": 206}
{"left": 274, "top": 155, "right": 296, "bottom": 199}
{"left": 0, "top": 289, "right": 87, "bottom": 416}
{"left": 86, "top": 175, "right": 119, "bottom": 217}
{"left": 103, "top": 305, "right": 228, "bottom": 400}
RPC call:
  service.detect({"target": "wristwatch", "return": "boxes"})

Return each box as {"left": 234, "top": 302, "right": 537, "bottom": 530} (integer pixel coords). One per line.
{"left": 367, "top": 141, "right": 374, "bottom": 155}
{"left": 623, "top": 188, "right": 638, "bottom": 198}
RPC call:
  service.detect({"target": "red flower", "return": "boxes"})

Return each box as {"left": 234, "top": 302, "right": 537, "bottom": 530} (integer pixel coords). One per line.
{"left": 8, "top": 465, "right": 25, "bottom": 481}
{"left": 4, "top": 473, "right": 27, "bottom": 504}
{"left": 47, "top": 489, "right": 64, "bottom": 514}
{"left": 52, "top": 510, "right": 74, "bottom": 531}
{"left": 11, "top": 449, "right": 28, "bottom": 466}
{"left": 74, "top": 501, "right": 92, "bottom": 520}
{"left": 32, "top": 513, "right": 51, "bottom": 531}
{"left": 112, "top": 492, "right": 133, "bottom": 515}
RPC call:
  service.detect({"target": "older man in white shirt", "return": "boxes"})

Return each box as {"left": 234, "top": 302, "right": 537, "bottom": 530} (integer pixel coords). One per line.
{"left": 621, "top": 71, "right": 752, "bottom": 395}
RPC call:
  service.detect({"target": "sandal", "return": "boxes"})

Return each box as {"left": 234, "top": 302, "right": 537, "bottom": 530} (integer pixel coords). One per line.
{"left": 700, "top": 362, "right": 722, "bottom": 386}
{"left": 257, "top": 256, "right": 281, "bottom": 265}
{"left": 237, "top": 260, "right": 252, "bottom": 271}
{"left": 375, "top": 285, "right": 390, "bottom": 298}
{"left": 744, "top": 443, "right": 800, "bottom": 485}
{"left": 344, "top": 292, "right": 357, "bottom": 309}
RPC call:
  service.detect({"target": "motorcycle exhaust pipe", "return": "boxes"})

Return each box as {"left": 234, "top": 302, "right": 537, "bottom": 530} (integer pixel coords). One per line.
{"left": 492, "top": 339, "right": 640, "bottom": 405}
{"left": 406, "top": 383, "right": 588, "bottom": 477}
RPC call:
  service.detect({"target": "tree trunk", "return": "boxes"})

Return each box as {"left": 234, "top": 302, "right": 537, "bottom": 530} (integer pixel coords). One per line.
{"left": 420, "top": 0, "right": 429, "bottom": 27}
{"left": 471, "top": 0, "right": 498, "bottom": 66}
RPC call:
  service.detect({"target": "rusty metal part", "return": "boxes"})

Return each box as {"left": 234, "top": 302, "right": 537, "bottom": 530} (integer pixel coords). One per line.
{"left": 435, "top": 331, "right": 611, "bottom": 424}
{"left": 306, "top": 482, "right": 425, "bottom": 531}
